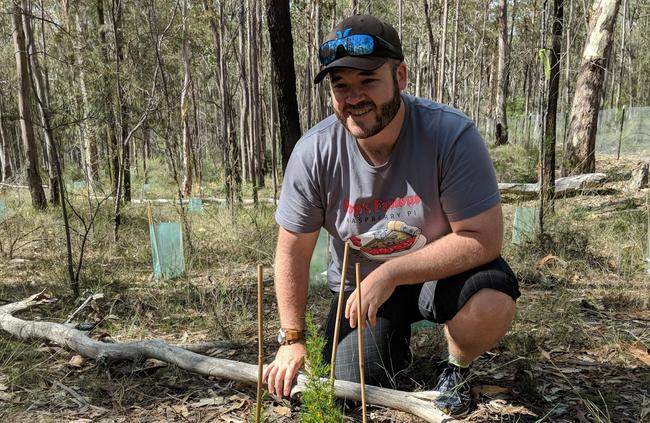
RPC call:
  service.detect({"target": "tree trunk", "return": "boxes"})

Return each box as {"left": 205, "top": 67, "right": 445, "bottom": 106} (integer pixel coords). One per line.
{"left": 560, "top": 0, "right": 573, "bottom": 174}
{"left": 24, "top": 0, "right": 77, "bottom": 293}
{"left": 399, "top": 0, "right": 404, "bottom": 43}
{"left": 614, "top": 0, "right": 627, "bottom": 110}
{"left": 564, "top": 0, "right": 622, "bottom": 175}
{"left": 351, "top": 0, "right": 358, "bottom": 15}
{"left": 180, "top": 0, "right": 193, "bottom": 198}
{"left": 203, "top": 0, "right": 240, "bottom": 205}
{"left": 450, "top": 0, "right": 460, "bottom": 107}
{"left": 542, "top": 0, "right": 564, "bottom": 208}
{"left": 266, "top": 0, "right": 301, "bottom": 171}
{"left": 112, "top": 0, "right": 130, "bottom": 203}
{"left": 315, "top": 3, "right": 326, "bottom": 122}
{"left": 142, "top": 123, "right": 150, "bottom": 183}
{"left": 437, "top": 0, "right": 449, "bottom": 103}
{"left": 24, "top": 0, "right": 60, "bottom": 205}
{"left": 74, "top": 8, "right": 99, "bottom": 189}
{"left": 12, "top": 2, "right": 47, "bottom": 210}
{"left": 97, "top": 0, "right": 119, "bottom": 195}
{"left": 495, "top": 0, "right": 509, "bottom": 145}
{"left": 415, "top": 40, "right": 422, "bottom": 97}
{"left": 247, "top": 0, "right": 257, "bottom": 198}
{"left": 250, "top": 1, "right": 264, "bottom": 194}
{"left": 423, "top": 0, "right": 437, "bottom": 101}
{"left": 238, "top": 4, "right": 250, "bottom": 183}
{"left": 270, "top": 67, "right": 278, "bottom": 204}
{"left": 112, "top": 0, "right": 128, "bottom": 240}
{"left": 0, "top": 95, "right": 14, "bottom": 181}
{"left": 305, "top": 4, "right": 314, "bottom": 130}
{"left": 474, "top": 1, "right": 489, "bottom": 124}
{"left": 247, "top": 1, "right": 255, "bottom": 188}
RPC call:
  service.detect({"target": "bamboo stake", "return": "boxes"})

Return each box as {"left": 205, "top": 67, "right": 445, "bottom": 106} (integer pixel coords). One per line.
{"left": 646, "top": 192, "right": 649, "bottom": 275}
{"left": 355, "top": 262, "right": 367, "bottom": 423}
{"left": 255, "top": 264, "right": 264, "bottom": 423}
{"left": 146, "top": 203, "right": 153, "bottom": 226}
{"left": 330, "top": 242, "right": 350, "bottom": 380}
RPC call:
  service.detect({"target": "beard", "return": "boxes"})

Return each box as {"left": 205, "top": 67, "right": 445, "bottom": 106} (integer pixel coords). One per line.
{"left": 335, "top": 78, "right": 402, "bottom": 139}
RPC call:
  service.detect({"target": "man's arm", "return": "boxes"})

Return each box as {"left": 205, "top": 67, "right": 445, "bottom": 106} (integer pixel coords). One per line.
{"left": 263, "top": 226, "right": 319, "bottom": 397}
{"left": 345, "top": 203, "right": 504, "bottom": 328}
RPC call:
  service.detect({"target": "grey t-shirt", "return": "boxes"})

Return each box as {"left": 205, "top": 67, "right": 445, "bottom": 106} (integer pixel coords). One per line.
{"left": 276, "top": 94, "right": 500, "bottom": 291}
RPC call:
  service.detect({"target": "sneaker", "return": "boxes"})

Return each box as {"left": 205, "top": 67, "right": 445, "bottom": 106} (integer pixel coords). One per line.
{"left": 433, "top": 364, "right": 471, "bottom": 417}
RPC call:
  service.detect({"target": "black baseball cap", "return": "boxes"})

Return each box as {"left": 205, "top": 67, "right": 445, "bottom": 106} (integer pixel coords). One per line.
{"left": 314, "top": 15, "right": 404, "bottom": 84}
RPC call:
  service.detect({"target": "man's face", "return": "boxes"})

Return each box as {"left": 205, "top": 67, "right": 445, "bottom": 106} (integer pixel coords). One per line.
{"left": 329, "top": 62, "right": 407, "bottom": 139}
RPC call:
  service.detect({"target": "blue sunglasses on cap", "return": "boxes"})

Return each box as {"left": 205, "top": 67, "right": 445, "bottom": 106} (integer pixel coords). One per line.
{"left": 318, "top": 33, "right": 402, "bottom": 66}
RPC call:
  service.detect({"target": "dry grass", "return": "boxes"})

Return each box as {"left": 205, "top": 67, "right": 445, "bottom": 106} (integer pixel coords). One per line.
{"left": 0, "top": 155, "right": 648, "bottom": 422}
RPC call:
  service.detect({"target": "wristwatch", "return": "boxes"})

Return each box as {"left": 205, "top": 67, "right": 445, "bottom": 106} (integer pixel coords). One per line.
{"left": 277, "top": 328, "right": 304, "bottom": 345}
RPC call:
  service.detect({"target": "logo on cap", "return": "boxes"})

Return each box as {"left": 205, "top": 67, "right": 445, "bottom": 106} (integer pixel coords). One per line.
{"left": 336, "top": 28, "right": 352, "bottom": 39}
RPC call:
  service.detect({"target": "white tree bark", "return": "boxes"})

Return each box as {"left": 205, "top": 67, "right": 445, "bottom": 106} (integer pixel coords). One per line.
{"left": 495, "top": 0, "right": 509, "bottom": 145}
{"left": 498, "top": 173, "right": 608, "bottom": 196}
{"left": 564, "top": 0, "right": 622, "bottom": 175}
{"left": 180, "top": 0, "right": 193, "bottom": 197}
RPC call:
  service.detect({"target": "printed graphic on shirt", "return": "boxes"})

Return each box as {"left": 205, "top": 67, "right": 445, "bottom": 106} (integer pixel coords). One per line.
{"left": 342, "top": 195, "right": 422, "bottom": 224}
{"left": 348, "top": 220, "right": 427, "bottom": 261}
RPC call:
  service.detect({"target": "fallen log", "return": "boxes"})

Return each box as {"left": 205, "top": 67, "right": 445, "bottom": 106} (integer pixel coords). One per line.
{"left": 0, "top": 292, "right": 457, "bottom": 423}
{"left": 498, "top": 173, "right": 608, "bottom": 196}
{"left": 0, "top": 183, "right": 276, "bottom": 205}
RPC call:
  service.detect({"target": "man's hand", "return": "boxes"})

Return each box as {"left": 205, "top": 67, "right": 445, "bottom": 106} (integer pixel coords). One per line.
{"left": 345, "top": 266, "right": 396, "bottom": 328}
{"left": 262, "top": 343, "right": 306, "bottom": 397}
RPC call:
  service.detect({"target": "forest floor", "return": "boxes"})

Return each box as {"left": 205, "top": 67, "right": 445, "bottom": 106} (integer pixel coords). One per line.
{"left": 0, "top": 152, "right": 648, "bottom": 423}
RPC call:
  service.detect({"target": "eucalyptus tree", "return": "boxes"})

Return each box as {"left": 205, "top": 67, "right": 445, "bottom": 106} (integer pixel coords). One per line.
{"left": 11, "top": 1, "right": 47, "bottom": 209}
{"left": 541, "top": 0, "right": 563, "bottom": 208}
{"left": 23, "top": 0, "right": 60, "bottom": 205}
{"left": 564, "top": 0, "right": 623, "bottom": 175}
{"left": 0, "top": 94, "right": 13, "bottom": 181}
{"left": 495, "top": 0, "right": 509, "bottom": 145}
{"left": 267, "top": 0, "right": 301, "bottom": 172}
{"left": 180, "top": 0, "right": 193, "bottom": 197}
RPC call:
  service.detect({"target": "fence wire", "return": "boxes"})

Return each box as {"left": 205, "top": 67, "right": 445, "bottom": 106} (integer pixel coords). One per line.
{"left": 479, "top": 107, "right": 650, "bottom": 157}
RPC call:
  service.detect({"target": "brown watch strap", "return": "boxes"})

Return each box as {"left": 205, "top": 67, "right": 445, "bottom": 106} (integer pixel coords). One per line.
{"left": 282, "top": 329, "right": 304, "bottom": 345}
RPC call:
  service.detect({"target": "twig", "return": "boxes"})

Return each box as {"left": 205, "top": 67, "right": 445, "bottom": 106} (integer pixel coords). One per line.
{"left": 331, "top": 242, "right": 350, "bottom": 381}
{"left": 255, "top": 265, "right": 264, "bottom": 423}
{"left": 51, "top": 380, "right": 108, "bottom": 413}
{"left": 64, "top": 294, "right": 104, "bottom": 325}
{"left": 51, "top": 380, "right": 86, "bottom": 407}
{"left": 355, "top": 263, "right": 367, "bottom": 423}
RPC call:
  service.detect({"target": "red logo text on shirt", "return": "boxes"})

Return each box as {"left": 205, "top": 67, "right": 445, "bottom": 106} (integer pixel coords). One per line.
{"left": 342, "top": 195, "right": 421, "bottom": 217}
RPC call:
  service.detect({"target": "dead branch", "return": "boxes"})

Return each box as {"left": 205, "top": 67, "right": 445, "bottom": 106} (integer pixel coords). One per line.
{"left": 499, "top": 173, "right": 608, "bottom": 196}
{"left": 0, "top": 293, "right": 457, "bottom": 423}
{"left": 64, "top": 293, "right": 104, "bottom": 324}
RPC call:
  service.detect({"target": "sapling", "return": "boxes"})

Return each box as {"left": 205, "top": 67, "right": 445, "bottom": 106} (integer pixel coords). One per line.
{"left": 299, "top": 313, "right": 343, "bottom": 423}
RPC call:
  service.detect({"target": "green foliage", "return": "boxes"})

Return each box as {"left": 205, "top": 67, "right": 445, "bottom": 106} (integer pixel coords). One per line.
{"left": 489, "top": 143, "right": 538, "bottom": 183}
{"left": 190, "top": 204, "right": 276, "bottom": 268}
{"left": 506, "top": 96, "right": 526, "bottom": 118}
{"left": 299, "top": 313, "right": 343, "bottom": 423}
{"left": 0, "top": 195, "right": 52, "bottom": 260}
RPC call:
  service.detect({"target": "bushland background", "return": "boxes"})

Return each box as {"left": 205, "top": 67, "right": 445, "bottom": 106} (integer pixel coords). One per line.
{"left": 0, "top": 0, "right": 648, "bottom": 422}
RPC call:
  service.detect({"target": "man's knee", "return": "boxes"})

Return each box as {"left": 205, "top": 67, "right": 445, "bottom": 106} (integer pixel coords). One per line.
{"left": 452, "top": 288, "right": 516, "bottom": 330}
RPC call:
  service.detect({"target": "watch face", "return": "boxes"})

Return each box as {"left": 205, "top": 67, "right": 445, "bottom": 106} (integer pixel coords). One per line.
{"left": 277, "top": 328, "right": 285, "bottom": 344}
